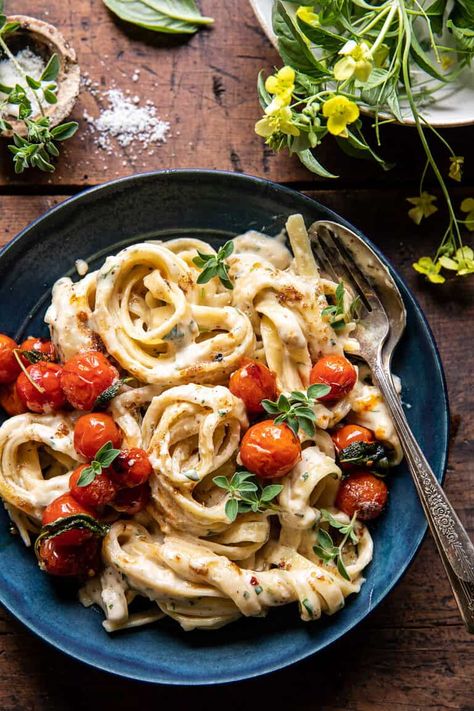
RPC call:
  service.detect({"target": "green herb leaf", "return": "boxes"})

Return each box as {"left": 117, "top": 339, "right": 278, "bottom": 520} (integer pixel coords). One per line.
{"left": 50, "top": 121, "right": 79, "bottom": 141}
{"left": 260, "top": 484, "right": 283, "bottom": 502}
{"left": 216, "top": 470, "right": 282, "bottom": 522}
{"left": 338, "top": 441, "right": 389, "bottom": 469}
{"left": 76, "top": 440, "right": 121, "bottom": 487}
{"left": 102, "top": 0, "right": 213, "bottom": 34}
{"left": 337, "top": 554, "right": 351, "bottom": 581}
{"left": 19, "top": 349, "right": 53, "bottom": 364}
{"left": 93, "top": 377, "right": 130, "bottom": 409}
{"left": 192, "top": 241, "right": 234, "bottom": 290}
{"left": 301, "top": 598, "right": 314, "bottom": 617}
{"left": 225, "top": 497, "right": 239, "bottom": 523}
{"left": 262, "top": 384, "right": 330, "bottom": 436}
{"left": 40, "top": 54, "right": 60, "bottom": 82}
{"left": 26, "top": 75, "right": 42, "bottom": 90}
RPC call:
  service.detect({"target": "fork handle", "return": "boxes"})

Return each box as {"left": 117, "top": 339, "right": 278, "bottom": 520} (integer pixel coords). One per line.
{"left": 371, "top": 362, "right": 474, "bottom": 633}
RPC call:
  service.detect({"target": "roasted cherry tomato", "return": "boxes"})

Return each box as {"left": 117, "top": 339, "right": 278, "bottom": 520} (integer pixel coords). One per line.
{"left": 310, "top": 354, "right": 357, "bottom": 402}
{"left": 109, "top": 448, "right": 153, "bottom": 488}
{"left": 229, "top": 359, "right": 278, "bottom": 414}
{"left": 42, "top": 492, "right": 96, "bottom": 526}
{"left": 0, "top": 334, "right": 21, "bottom": 384}
{"left": 0, "top": 382, "right": 27, "bottom": 416}
{"left": 60, "top": 351, "right": 119, "bottom": 411}
{"left": 335, "top": 471, "right": 388, "bottom": 521}
{"left": 19, "top": 336, "right": 56, "bottom": 365}
{"left": 112, "top": 482, "right": 151, "bottom": 514}
{"left": 16, "top": 361, "right": 66, "bottom": 413}
{"left": 74, "top": 413, "right": 122, "bottom": 459}
{"left": 37, "top": 536, "right": 100, "bottom": 577}
{"left": 69, "top": 465, "right": 117, "bottom": 510}
{"left": 332, "top": 424, "right": 375, "bottom": 452}
{"left": 239, "top": 420, "right": 301, "bottom": 479}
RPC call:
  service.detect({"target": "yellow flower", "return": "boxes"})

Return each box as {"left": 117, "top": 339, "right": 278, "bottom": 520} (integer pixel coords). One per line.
{"left": 448, "top": 155, "right": 464, "bottom": 182}
{"left": 255, "top": 106, "right": 300, "bottom": 139}
{"left": 412, "top": 257, "right": 445, "bottom": 284}
{"left": 322, "top": 95, "right": 359, "bottom": 137}
{"left": 334, "top": 40, "right": 373, "bottom": 82}
{"left": 406, "top": 192, "right": 438, "bottom": 225}
{"left": 439, "top": 247, "right": 474, "bottom": 276}
{"left": 460, "top": 197, "right": 474, "bottom": 231}
{"left": 265, "top": 66, "right": 295, "bottom": 110}
{"left": 296, "top": 5, "right": 319, "bottom": 26}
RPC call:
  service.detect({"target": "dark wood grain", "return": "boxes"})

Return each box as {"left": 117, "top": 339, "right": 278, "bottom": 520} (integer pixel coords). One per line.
{"left": 0, "top": 0, "right": 473, "bottom": 705}
{"left": 1, "top": 192, "right": 472, "bottom": 710}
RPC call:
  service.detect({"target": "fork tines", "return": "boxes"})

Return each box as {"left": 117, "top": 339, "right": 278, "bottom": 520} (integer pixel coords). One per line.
{"left": 312, "top": 224, "right": 381, "bottom": 313}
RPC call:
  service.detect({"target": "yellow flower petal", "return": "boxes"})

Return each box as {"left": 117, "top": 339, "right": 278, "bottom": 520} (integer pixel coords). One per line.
{"left": 296, "top": 6, "right": 319, "bottom": 25}
{"left": 460, "top": 197, "right": 474, "bottom": 213}
{"left": 334, "top": 56, "right": 356, "bottom": 81}
{"left": 354, "top": 59, "right": 373, "bottom": 82}
{"left": 327, "top": 115, "right": 348, "bottom": 136}
{"left": 255, "top": 117, "right": 274, "bottom": 138}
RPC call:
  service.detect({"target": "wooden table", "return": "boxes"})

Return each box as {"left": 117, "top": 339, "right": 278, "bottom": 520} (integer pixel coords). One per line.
{"left": 1, "top": 2, "right": 473, "bottom": 708}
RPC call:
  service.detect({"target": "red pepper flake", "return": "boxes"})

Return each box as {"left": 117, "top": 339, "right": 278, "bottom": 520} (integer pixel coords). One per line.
{"left": 250, "top": 576, "right": 259, "bottom": 586}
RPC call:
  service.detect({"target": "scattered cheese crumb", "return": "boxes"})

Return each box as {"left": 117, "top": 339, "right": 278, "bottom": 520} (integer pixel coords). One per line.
{"left": 75, "top": 259, "right": 89, "bottom": 276}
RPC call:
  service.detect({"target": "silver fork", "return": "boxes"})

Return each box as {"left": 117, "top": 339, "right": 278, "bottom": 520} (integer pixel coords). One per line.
{"left": 309, "top": 219, "right": 474, "bottom": 633}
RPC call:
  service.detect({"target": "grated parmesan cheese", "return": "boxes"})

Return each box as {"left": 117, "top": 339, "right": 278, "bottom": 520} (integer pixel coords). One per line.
{"left": 0, "top": 47, "right": 47, "bottom": 117}
{"left": 83, "top": 87, "right": 170, "bottom": 153}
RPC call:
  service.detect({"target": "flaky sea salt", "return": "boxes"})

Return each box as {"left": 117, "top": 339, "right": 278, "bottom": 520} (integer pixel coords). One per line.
{"left": 83, "top": 87, "right": 170, "bottom": 152}
{"left": 0, "top": 47, "right": 47, "bottom": 117}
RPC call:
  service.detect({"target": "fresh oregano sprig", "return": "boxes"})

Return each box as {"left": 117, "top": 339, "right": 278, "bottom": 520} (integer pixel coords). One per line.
{"left": 76, "top": 441, "right": 121, "bottom": 487}
{"left": 213, "top": 470, "right": 283, "bottom": 523}
{"left": 322, "top": 281, "right": 361, "bottom": 331}
{"left": 262, "top": 383, "right": 331, "bottom": 436}
{"left": 0, "top": 12, "right": 78, "bottom": 173}
{"left": 192, "top": 241, "right": 235, "bottom": 290}
{"left": 313, "top": 509, "right": 359, "bottom": 581}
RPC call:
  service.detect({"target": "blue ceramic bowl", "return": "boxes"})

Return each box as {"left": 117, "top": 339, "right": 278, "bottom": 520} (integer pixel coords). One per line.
{"left": 0, "top": 170, "right": 448, "bottom": 684}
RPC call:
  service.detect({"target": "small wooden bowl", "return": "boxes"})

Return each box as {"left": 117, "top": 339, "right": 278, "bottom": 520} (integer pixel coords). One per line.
{"left": 1, "top": 15, "right": 80, "bottom": 137}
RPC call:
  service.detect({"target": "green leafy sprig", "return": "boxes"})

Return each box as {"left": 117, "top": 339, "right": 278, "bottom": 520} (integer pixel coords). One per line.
{"left": 313, "top": 508, "right": 359, "bottom": 581}
{"left": 0, "top": 14, "right": 78, "bottom": 173}
{"left": 322, "top": 281, "right": 361, "bottom": 331}
{"left": 93, "top": 377, "right": 131, "bottom": 409}
{"left": 192, "top": 241, "right": 235, "bottom": 290}
{"left": 76, "top": 441, "right": 121, "bottom": 487}
{"left": 213, "top": 470, "right": 283, "bottom": 523}
{"left": 262, "top": 383, "right": 331, "bottom": 436}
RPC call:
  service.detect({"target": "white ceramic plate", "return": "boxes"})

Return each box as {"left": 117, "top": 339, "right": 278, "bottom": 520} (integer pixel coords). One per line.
{"left": 250, "top": 0, "right": 474, "bottom": 127}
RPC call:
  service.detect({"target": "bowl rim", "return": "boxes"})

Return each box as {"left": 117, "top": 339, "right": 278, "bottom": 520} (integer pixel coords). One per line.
{"left": 0, "top": 169, "right": 450, "bottom": 685}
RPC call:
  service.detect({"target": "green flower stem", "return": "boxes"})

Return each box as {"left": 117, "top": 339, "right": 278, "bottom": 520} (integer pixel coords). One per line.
{"left": 0, "top": 35, "right": 45, "bottom": 117}
{"left": 399, "top": 3, "right": 462, "bottom": 256}
{"left": 369, "top": 2, "right": 398, "bottom": 55}
{"left": 358, "top": 4, "right": 391, "bottom": 36}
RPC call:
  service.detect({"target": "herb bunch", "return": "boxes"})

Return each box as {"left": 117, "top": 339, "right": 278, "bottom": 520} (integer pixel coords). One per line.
{"left": 255, "top": 1, "right": 474, "bottom": 283}
{"left": 322, "top": 280, "right": 361, "bottom": 331}
{"left": 0, "top": 8, "right": 78, "bottom": 173}
{"left": 192, "top": 240, "right": 235, "bottom": 290}
{"left": 262, "top": 382, "right": 331, "bottom": 436}
{"left": 313, "top": 508, "right": 359, "bottom": 580}
{"left": 213, "top": 470, "right": 283, "bottom": 522}
{"left": 76, "top": 441, "right": 121, "bottom": 487}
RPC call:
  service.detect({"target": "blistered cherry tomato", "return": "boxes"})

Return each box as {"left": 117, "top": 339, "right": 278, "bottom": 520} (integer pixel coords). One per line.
{"left": 310, "top": 354, "right": 357, "bottom": 402}
{"left": 0, "top": 382, "right": 27, "bottom": 416}
{"left": 239, "top": 420, "right": 301, "bottom": 479}
{"left": 16, "top": 362, "right": 66, "bottom": 413}
{"left": 112, "top": 482, "right": 151, "bottom": 514}
{"left": 109, "top": 448, "right": 153, "bottom": 488}
{"left": 42, "top": 492, "right": 96, "bottom": 526}
{"left": 229, "top": 359, "right": 278, "bottom": 414}
{"left": 332, "top": 424, "right": 375, "bottom": 452}
{"left": 74, "top": 413, "right": 122, "bottom": 459}
{"left": 19, "top": 336, "right": 56, "bottom": 365}
{"left": 60, "top": 351, "right": 119, "bottom": 411}
{"left": 0, "top": 334, "right": 21, "bottom": 384}
{"left": 69, "top": 465, "right": 117, "bottom": 510}
{"left": 335, "top": 471, "right": 388, "bottom": 521}
{"left": 37, "top": 536, "right": 100, "bottom": 577}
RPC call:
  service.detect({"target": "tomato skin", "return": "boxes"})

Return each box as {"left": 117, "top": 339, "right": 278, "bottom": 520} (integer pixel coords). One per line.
{"left": 37, "top": 536, "right": 100, "bottom": 577}
{"left": 310, "top": 354, "right": 357, "bottom": 402}
{"left": 335, "top": 471, "right": 388, "bottom": 521}
{"left": 20, "top": 337, "right": 56, "bottom": 365}
{"left": 112, "top": 482, "right": 151, "bottom": 514}
{"left": 109, "top": 448, "right": 153, "bottom": 488}
{"left": 229, "top": 359, "right": 278, "bottom": 414}
{"left": 0, "top": 382, "right": 28, "bottom": 416}
{"left": 332, "top": 424, "right": 375, "bottom": 452}
{"left": 42, "top": 492, "right": 96, "bottom": 526}
{"left": 16, "top": 362, "right": 66, "bottom": 414}
{"left": 69, "top": 465, "right": 117, "bottom": 510}
{"left": 60, "top": 351, "right": 119, "bottom": 411}
{"left": 0, "top": 334, "right": 21, "bottom": 384}
{"left": 74, "top": 413, "right": 122, "bottom": 459}
{"left": 239, "top": 420, "right": 301, "bottom": 479}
